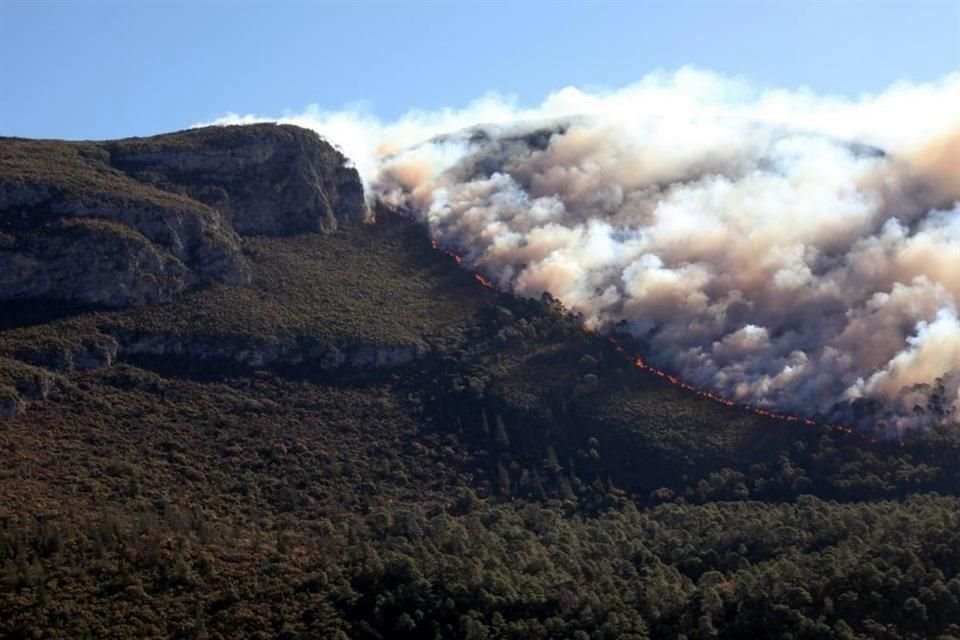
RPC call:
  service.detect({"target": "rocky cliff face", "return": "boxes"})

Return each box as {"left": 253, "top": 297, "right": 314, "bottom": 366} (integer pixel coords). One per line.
{"left": 109, "top": 124, "right": 368, "bottom": 235}
{"left": 0, "top": 125, "right": 407, "bottom": 419}
{"left": 0, "top": 124, "right": 367, "bottom": 308}
{"left": 0, "top": 219, "right": 190, "bottom": 307}
{"left": 2, "top": 323, "right": 426, "bottom": 418}
{"left": 0, "top": 356, "right": 56, "bottom": 419}
{"left": 0, "top": 139, "right": 249, "bottom": 307}
{"left": 114, "top": 329, "right": 425, "bottom": 370}
{"left": 0, "top": 124, "right": 397, "bottom": 420}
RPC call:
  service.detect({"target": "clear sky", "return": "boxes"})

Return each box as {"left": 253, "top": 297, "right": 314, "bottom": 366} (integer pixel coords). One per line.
{"left": 1, "top": 0, "right": 958, "bottom": 140}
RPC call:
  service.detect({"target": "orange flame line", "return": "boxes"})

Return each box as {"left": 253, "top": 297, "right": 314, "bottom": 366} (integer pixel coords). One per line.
{"left": 620, "top": 340, "right": 881, "bottom": 440}
{"left": 432, "top": 239, "right": 495, "bottom": 289}
{"left": 429, "top": 236, "right": 885, "bottom": 443}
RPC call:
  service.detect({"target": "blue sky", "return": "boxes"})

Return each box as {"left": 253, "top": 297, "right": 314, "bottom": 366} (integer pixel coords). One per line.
{"left": 1, "top": 1, "right": 958, "bottom": 140}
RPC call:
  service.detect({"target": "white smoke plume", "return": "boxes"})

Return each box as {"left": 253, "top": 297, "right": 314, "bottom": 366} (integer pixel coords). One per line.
{"left": 206, "top": 68, "right": 960, "bottom": 429}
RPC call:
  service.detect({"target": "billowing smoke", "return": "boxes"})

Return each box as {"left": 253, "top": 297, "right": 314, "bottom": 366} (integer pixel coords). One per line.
{"left": 207, "top": 68, "right": 960, "bottom": 430}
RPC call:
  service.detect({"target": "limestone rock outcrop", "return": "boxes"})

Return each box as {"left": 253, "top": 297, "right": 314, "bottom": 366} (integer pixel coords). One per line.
{"left": 109, "top": 124, "right": 368, "bottom": 235}
{"left": 0, "top": 124, "right": 367, "bottom": 308}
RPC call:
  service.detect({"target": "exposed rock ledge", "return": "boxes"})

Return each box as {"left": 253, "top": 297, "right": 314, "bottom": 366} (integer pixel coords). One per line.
{"left": 115, "top": 331, "right": 426, "bottom": 370}
{"left": 1, "top": 331, "right": 426, "bottom": 419}
{"left": 0, "top": 356, "right": 59, "bottom": 419}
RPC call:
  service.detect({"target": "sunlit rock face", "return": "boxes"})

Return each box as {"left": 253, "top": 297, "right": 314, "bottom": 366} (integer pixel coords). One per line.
{"left": 107, "top": 123, "right": 368, "bottom": 236}
{"left": 0, "top": 123, "right": 367, "bottom": 308}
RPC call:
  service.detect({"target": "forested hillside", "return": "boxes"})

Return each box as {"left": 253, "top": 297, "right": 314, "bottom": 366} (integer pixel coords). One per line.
{"left": 1, "top": 127, "right": 959, "bottom": 639}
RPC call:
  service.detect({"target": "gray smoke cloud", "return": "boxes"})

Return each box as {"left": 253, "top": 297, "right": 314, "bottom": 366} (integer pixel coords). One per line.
{"left": 207, "top": 69, "right": 960, "bottom": 431}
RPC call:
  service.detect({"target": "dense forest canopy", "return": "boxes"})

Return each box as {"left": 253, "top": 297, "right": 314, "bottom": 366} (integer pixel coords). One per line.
{"left": 1, "top": 126, "right": 958, "bottom": 639}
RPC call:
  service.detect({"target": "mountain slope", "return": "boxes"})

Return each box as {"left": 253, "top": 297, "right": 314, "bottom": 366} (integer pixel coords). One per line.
{"left": 0, "top": 124, "right": 366, "bottom": 309}
{"left": 1, "top": 126, "right": 959, "bottom": 640}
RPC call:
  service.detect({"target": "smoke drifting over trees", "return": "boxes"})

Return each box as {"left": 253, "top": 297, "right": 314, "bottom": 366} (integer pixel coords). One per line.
{"left": 209, "top": 69, "right": 960, "bottom": 429}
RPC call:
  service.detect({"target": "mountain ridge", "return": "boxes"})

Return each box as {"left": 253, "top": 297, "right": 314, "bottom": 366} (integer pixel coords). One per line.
{"left": 0, "top": 124, "right": 366, "bottom": 309}
{"left": 1, "top": 124, "right": 959, "bottom": 639}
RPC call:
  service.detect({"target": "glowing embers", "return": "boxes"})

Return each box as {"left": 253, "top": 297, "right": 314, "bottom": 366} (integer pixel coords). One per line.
{"left": 474, "top": 273, "right": 495, "bottom": 289}
{"left": 627, "top": 347, "right": 890, "bottom": 443}
{"left": 431, "top": 238, "right": 496, "bottom": 289}
{"left": 429, "top": 233, "right": 873, "bottom": 438}
{"left": 629, "top": 345, "right": 826, "bottom": 426}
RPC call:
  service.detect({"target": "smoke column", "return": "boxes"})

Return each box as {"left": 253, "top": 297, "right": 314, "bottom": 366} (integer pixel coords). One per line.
{"left": 208, "top": 68, "right": 960, "bottom": 431}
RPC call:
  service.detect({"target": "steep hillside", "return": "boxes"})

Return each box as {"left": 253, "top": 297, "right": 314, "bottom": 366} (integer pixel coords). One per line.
{"left": 0, "top": 124, "right": 365, "bottom": 308}
{"left": 1, "top": 126, "right": 959, "bottom": 640}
